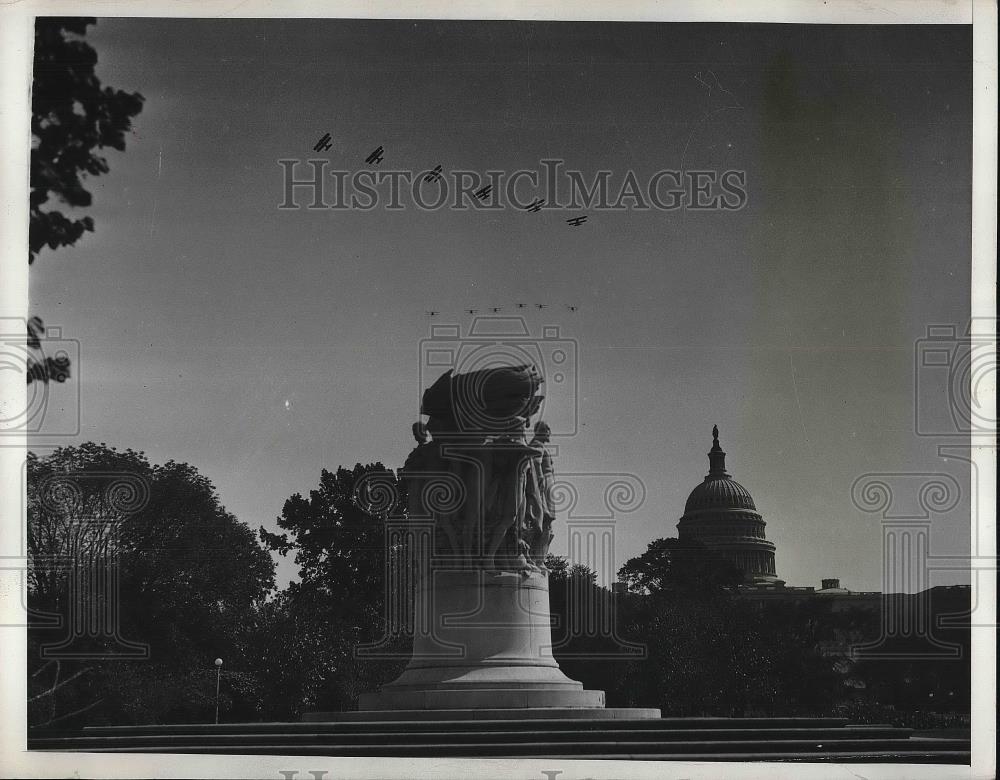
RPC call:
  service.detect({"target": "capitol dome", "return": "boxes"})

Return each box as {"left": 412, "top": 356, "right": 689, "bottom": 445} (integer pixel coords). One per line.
{"left": 676, "top": 426, "right": 778, "bottom": 584}
{"left": 684, "top": 474, "right": 757, "bottom": 513}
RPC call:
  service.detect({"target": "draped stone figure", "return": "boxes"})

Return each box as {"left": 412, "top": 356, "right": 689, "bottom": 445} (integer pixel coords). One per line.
{"left": 399, "top": 365, "right": 550, "bottom": 573}
{"left": 526, "top": 420, "right": 556, "bottom": 567}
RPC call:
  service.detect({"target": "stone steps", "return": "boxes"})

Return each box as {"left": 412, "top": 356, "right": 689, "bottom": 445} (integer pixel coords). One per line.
{"left": 28, "top": 717, "right": 970, "bottom": 763}
{"left": 32, "top": 727, "right": 910, "bottom": 744}
{"left": 66, "top": 716, "right": 857, "bottom": 732}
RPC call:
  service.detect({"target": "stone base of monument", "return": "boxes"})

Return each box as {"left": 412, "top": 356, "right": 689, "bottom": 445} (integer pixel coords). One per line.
{"left": 303, "top": 707, "right": 661, "bottom": 721}
{"left": 349, "top": 569, "right": 659, "bottom": 720}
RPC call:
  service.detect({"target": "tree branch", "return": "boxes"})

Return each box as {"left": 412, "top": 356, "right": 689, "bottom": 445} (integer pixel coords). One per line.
{"left": 30, "top": 659, "right": 55, "bottom": 679}
{"left": 28, "top": 666, "right": 92, "bottom": 702}
{"left": 32, "top": 697, "right": 104, "bottom": 728}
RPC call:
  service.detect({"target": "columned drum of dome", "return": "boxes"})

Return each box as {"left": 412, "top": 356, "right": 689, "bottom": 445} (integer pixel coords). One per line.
{"left": 677, "top": 426, "right": 778, "bottom": 583}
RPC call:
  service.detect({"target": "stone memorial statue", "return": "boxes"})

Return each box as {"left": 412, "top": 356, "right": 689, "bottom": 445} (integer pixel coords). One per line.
{"left": 355, "top": 366, "right": 608, "bottom": 715}
{"left": 334, "top": 365, "right": 658, "bottom": 720}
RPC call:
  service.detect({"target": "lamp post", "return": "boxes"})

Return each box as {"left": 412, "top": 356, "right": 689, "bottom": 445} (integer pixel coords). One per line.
{"left": 214, "top": 658, "right": 223, "bottom": 724}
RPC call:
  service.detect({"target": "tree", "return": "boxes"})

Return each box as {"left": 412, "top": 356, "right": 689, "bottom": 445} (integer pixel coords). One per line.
{"left": 28, "top": 18, "right": 144, "bottom": 384}
{"left": 543, "top": 554, "right": 639, "bottom": 700}
{"left": 240, "top": 584, "right": 357, "bottom": 720}
{"left": 611, "top": 537, "right": 843, "bottom": 716}
{"left": 27, "top": 443, "right": 274, "bottom": 727}
{"left": 617, "top": 537, "right": 744, "bottom": 594}
{"left": 30, "top": 17, "right": 143, "bottom": 263}
{"left": 256, "top": 464, "right": 410, "bottom": 715}
{"left": 542, "top": 553, "right": 569, "bottom": 579}
{"left": 546, "top": 554, "right": 600, "bottom": 637}
{"left": 261, "top": 464, "right": 400, "bottom": 597}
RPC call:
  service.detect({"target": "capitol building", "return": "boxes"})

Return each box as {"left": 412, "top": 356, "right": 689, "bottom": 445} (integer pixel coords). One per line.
{"left": 675, "top": 426, "right": 883, "bottom": 605}
{"left": 677, "top": 426, "right": 778, "bottom": 584}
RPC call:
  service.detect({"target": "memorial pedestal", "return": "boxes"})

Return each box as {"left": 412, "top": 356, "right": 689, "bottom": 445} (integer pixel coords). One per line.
{"left": 347, "top": 569, "right": 659, "bottom": 720}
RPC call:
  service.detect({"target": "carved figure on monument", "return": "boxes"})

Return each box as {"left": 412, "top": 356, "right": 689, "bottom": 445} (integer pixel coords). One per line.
{"left": 526, "top": 420, "right": 556, "bottom": 567}
{"left": 411, "top": 420, "right": 429, "bottom": 444}
{"left": 400, "top": 366, "right": 553, "bottom": 574}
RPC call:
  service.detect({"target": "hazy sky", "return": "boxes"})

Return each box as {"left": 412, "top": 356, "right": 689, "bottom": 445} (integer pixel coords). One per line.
{"left": 29, "top": 20, "right": 972, "bottom": 592}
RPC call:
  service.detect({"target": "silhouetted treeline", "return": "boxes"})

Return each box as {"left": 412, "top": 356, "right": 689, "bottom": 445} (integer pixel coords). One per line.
{"left": 27, "top": 449, "right": 969, "bottom": 729}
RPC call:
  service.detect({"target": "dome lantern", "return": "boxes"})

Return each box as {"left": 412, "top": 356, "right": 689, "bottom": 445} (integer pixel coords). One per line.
{"left": 708, "top": 424, "right": 730, "bottom": 477}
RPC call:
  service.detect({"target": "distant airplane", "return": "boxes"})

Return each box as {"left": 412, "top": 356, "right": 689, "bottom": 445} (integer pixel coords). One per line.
{"left": 536, "top": 304, "right": 548, "bottom": 310}
{"left": 489, "top": 307, "right": 502, "bottom": 313}
{"left": 425, "top": 310, "right": 439, "bottom": 316}
{"left": 525, "top": 199, "right": 544, "bottom": 213}
{"left": 465, "top": 309, "right": 478, "bottom": 315}
{"left": 566, "top": 216, "right": 588, "bottom": 227}
{"left": 567, "top": 305, "right": 578, "bottom": 312}
{"left": 516, "top": 303, "right": 527, "bottom": 309}
{"left": 365, "top": 146, "right": 384, "bottom": 165}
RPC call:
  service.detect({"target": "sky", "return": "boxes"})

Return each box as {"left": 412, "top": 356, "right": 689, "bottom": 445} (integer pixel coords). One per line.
{"left": 28, "top": 19, "right": 973, "bottom": 592}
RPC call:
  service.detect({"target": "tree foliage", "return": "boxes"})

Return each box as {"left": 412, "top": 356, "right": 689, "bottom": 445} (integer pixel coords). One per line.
{"left": 25, "top": 448, "right": 969, "bottom": 726}
{"left": 256, "top": 464, "right": 410, "bottom": 716}
{"left": 617, "top": 537, "right": 745, "bottom": 594}
{"left": 602, "top": 537, "right": 848, "bottom": 715}
{"left": 261, "top": 464, "right": 399, "bottom": 598}
{"left": 30, "top": 17, "right": 143, "bottom": 262}
{"left": 27, "top": 443, "right": 274, "bottom": 727}
{"left": 27, "top": 18, "right": 143, "bottom": 387}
